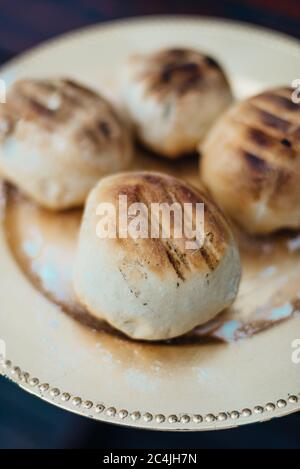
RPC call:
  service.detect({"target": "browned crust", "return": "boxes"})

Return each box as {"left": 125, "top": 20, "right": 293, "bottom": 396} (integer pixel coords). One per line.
{"left": 98, "top": 172, "right": 232, "bottom": 281}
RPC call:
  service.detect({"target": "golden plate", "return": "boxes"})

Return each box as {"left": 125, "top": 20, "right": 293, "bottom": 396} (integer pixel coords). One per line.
{"left": 1, "top": 16, "right": 300, "bottom": 430}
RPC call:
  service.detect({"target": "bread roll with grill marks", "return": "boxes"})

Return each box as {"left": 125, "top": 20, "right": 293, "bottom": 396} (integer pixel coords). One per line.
{"left": 73, "top": 171, "right": 241, "bottom": 341}
{"left": 0, "top": 79, "right": 132, "bottom": 209}
{"left": 120, "top": 48, "right": 233, "bottom": 158}
{"left": 200, "top": 87, "right": 300, "bottom": 234}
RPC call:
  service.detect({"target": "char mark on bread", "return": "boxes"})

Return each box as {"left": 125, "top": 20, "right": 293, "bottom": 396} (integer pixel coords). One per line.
{"left": 248, "top": 127, "right": 273, "bottom": 147}
{"left": 260, "top": 91, "right": 300, "bottom": 112}
{"left": 257, "top": 108, "right": 291, "bottom": 132}
{"left": 243, "top": 151, "right": 271, "bottom": 173}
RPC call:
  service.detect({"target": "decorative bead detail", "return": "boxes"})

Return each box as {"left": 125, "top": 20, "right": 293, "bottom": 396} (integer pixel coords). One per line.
{"left": 106, "top": 407, "right": 116, "bottom": 417}
{"left": 119, "top": 409, "right": 128, "bottom": 419}
{"left": 193, "top": 414, "right": 203, "bottom": 424}
{"left": 180, "top": 415, "right": 190, "bottom": 424}
{"left": 168, "top": 415, "right": 178, "bottom": 424}
{"left": 288, "top": 395, "right": 298, "bottom": 404}
{"left": 230, "top": 411, "right": 240, "bottom": 419}
{"left": 1, "top": 357, "right": 299, "bottom": 426}
{"left": 265, "top": 403, "right": 275, "bottom": 412}
{"left": 72, "top": 397, "right": 82, "bottom": 407}
{"left": 11, "top": 366, "right": 21, "bottom": 376}
{"left": 83, "top": 400, "right": 93, "bottom": 409}
{"left": 242, "top": 408, "right": 252, "bottom": 417}
{"left": 39, "top": 383, "right": 49, "bottom": 393}
{"left": 29, "top": 377, "right": 39, "bottom": 387}
{"left": 277, "top": 399, "right": 287, "bottom": 408}
{"left": 155, "top": 414, "right": 165, "bottom": 423}
{"left": 143, "top": 413, "right": 153, "bottom": 422}
{"left": 20, "top": 372, "right": 29, "bottom": 383}
{"left": 254, "top": 406, "right": 264, "bottom": 414}
{"left": 95, "top": 404, "right": 105, "bottom": 414}
{"left": 131, "top": 411, "right": 141, "bottom": 421}
{"left": 277, "top": 399, "right": 287, "bottom": 409}
{"left": 61, "top": 393, "right": 71, "bottom": 402}
{"left": 205, "top": 414, "right": 216, "bottom": 423}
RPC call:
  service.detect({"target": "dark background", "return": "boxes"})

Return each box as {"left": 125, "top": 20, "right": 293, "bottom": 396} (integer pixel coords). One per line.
{"left": 0, "top": 0, "right": 300, "bottom": 449}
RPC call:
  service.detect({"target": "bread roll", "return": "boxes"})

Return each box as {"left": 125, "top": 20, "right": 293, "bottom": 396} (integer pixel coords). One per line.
{"left": 120, "top": 48, "right": 232, "bottom": 158}
{"left": 200, "top": 86, "right": 300, "bottom": 234}
{"left": 0, "top": 79, "right": 132, "bottom": 209}
{"left": 73, "top": 171, "right": 241, "bottom": 340}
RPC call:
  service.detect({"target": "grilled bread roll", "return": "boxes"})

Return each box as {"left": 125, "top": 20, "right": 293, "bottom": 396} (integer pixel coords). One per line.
{"left": 0, "top": 79, "right": 132, "bottom": 209}
{"left": 200, "top": 87, "right": 300, "bottom": 234}
{"left": 73, "top": 171, "right": 241, "bottom": 341}
{"left": 120, "top": 48, "right": 233, "bottom": 158}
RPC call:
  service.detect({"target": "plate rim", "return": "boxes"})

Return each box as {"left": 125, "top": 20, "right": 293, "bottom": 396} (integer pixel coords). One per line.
{"left": 1, "top": 15, "right": 300, "bottom": 431}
